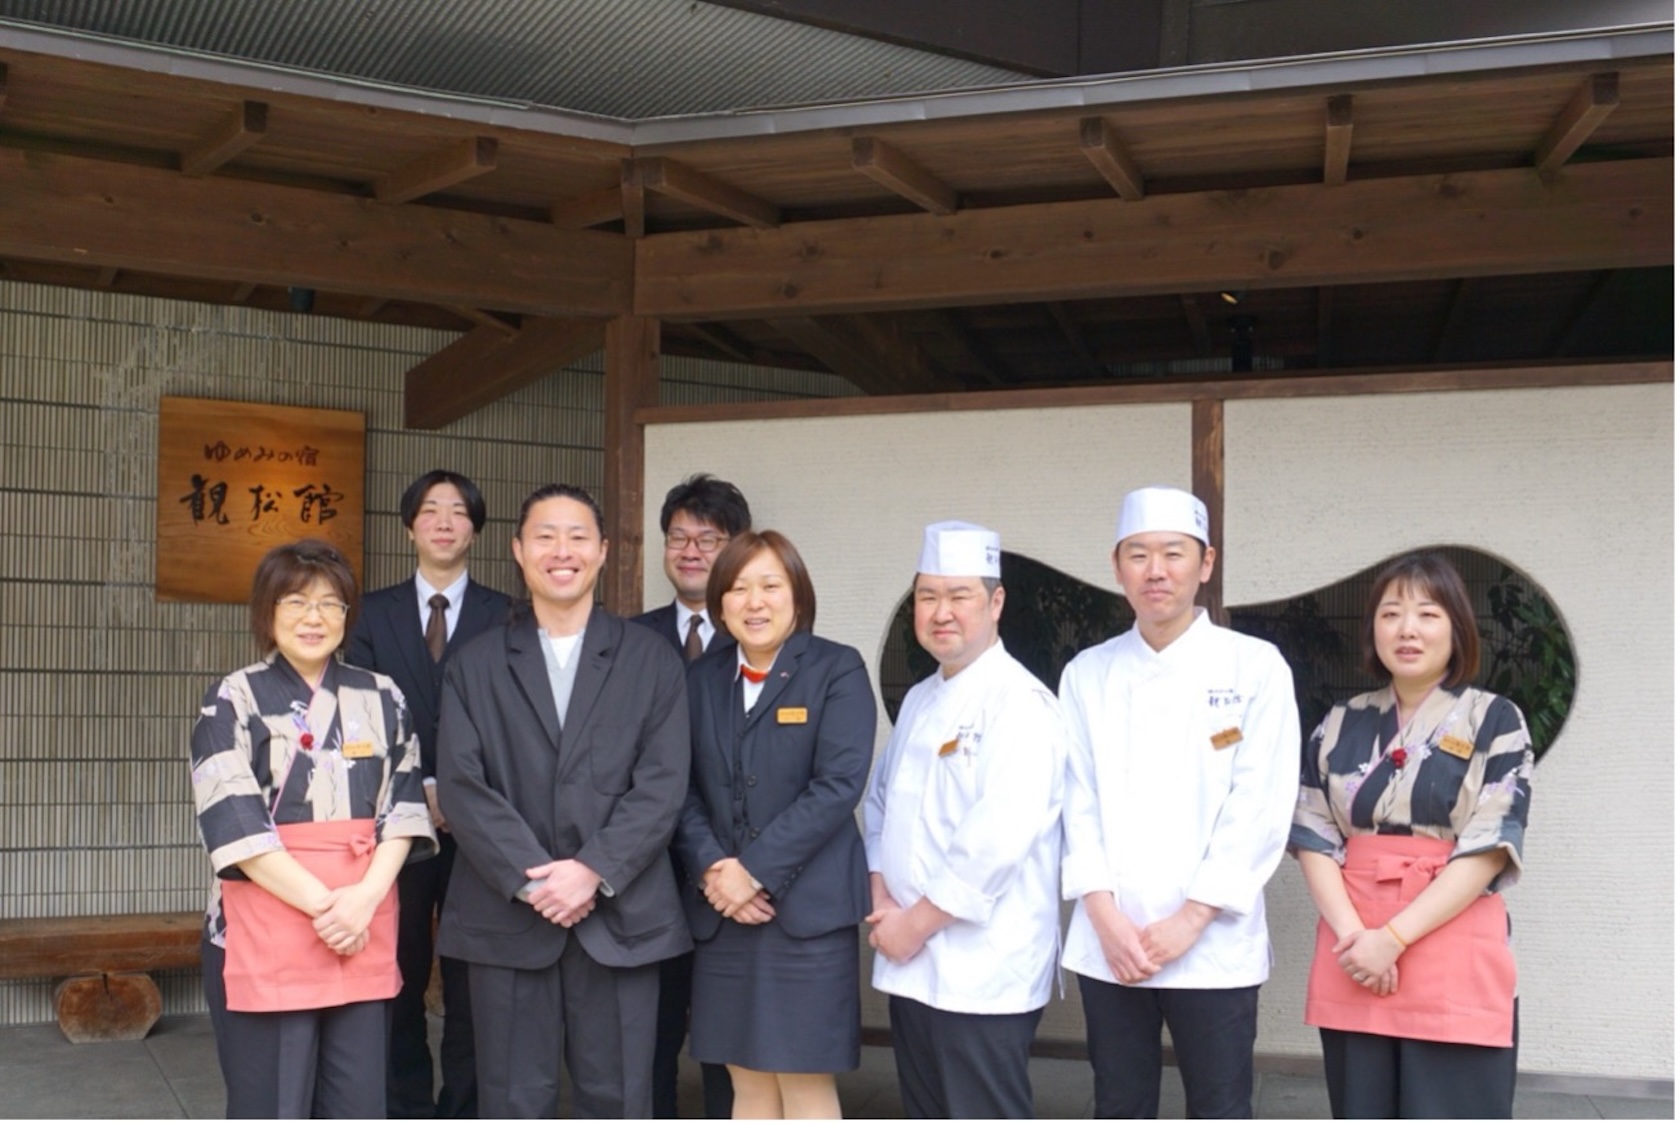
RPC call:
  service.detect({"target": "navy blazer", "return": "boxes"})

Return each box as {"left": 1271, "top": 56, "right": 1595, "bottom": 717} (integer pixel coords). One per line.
{"left": 435, "top": 607, "right": 693, "bottom": 971}
{"left": 674, "top": 631, "right": 877, "bottom": 941}
{"left": 630, "top": 602, "right": 733, "bottom": 659}
{"left": 345, "top": 575, "right": 510, "bottom": 778}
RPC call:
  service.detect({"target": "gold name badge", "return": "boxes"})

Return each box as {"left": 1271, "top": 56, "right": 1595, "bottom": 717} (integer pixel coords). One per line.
{"left": 777, "top": 707, "right": 808, "bottom": 725}
{"left": 937, "top": 737, "right": 959, "bottom": 757}
{"left": 1210, "top": 727, "right": 1243, "bottom": 750}
{"left": 1437, "top": 735, "right": 1474, "bottom": 760}
{"left": 342, "top": 740, "right": 375, "bottom": 759}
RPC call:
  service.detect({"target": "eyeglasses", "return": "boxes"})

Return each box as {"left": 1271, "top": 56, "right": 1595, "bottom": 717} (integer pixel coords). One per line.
{"left": 665, "top": 531, "right": 729, "bottom": 553}
{"left": 276, "top": 595, "right": 350, "bottom": 620}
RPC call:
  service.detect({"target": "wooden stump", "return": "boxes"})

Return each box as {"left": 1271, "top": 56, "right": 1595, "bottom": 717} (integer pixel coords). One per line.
{"left": 53, "top": 972, "right": 162, "bottom": 1043}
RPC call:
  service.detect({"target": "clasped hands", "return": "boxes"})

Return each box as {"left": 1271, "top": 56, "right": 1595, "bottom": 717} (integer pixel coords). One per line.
{"left": 311, "top": 882, "right": 379, "bottom": 957}
{"left": 525, "top": 858, "right": 602, "bottom": 928}
{"left": 864, "top": 889, "right": 940, "bottom": 964}
{"left": 1088, "top": 896, "right": 1218, "bottom": 984}
{"left": 703, "top": 858, "right": 776, "bottom": 925}
{"left": 1333, "top": 926, "right": 1404, "bottom": 997}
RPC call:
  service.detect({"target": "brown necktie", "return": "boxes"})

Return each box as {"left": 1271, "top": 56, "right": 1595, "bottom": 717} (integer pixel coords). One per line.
{"left": 426, "top": 593, "right": 449, "bottom": 662}
{"left": 683, "top": 613, "right": 704, "bottom": 663}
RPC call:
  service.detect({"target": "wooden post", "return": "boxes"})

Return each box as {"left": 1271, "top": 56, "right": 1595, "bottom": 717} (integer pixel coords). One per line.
{"left": 1191, "top": 398, "right": 1225, "bottom": 624}
{"left": 603, "top": 315, "right": 661, "bottom": 615}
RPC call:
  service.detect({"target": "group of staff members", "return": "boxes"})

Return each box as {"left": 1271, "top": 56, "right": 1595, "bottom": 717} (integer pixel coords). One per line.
{"left": 188, "top": 474, "right": 1534, "bottom": 1120}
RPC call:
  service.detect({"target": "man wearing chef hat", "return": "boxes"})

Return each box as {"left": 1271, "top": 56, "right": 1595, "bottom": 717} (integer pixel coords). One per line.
{"left": 1059, "top": 487, "right": 1298, "bottom": 1119}
{"left": 864, "top": 521, "right": 1066, "bottom": 1119}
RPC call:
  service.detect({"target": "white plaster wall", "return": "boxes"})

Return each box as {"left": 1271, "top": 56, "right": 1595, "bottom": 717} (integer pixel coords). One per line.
{"left": 1228, "top": 384, "right": 1674, "bottom": 1080}
{"left": 645, "top": 382, "right": 1674, "bottom": 1080}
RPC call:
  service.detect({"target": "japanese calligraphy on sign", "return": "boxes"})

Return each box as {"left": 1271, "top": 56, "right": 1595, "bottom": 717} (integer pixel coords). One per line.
{"left": 157, "top": 396, "right": 365, "bottom": 603}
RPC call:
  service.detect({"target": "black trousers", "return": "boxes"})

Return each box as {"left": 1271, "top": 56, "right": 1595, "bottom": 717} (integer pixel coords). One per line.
{"left": 1079, "top": 975, "right": 1260, "bottom": 1119}
{"left": 203, "top": 937, "right": 389, "bottom": 1119}
{"left": 389, "top": 834, "right": 477, "bottom": 1118}
{"left": 1320, "top": 999, "right": 1519, "bottom": 1119}
{"left": 468, "top": 939, "right": 660, "bottom": 1119}
{"left": 653, "top": 947, "right": 735, "bottom": 1118}
{"left": 888, "top": 995, "right": 1043, "bottom": 1119}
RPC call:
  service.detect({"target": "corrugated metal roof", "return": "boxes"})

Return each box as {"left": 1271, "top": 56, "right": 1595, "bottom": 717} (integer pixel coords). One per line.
{"left": 0, "top": 0, "right": 1030, "bottom": 118}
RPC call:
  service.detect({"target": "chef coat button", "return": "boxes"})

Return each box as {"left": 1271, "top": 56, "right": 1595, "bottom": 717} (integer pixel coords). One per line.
{"left": 746, "top": 774, "right": 757, "bottom": 787}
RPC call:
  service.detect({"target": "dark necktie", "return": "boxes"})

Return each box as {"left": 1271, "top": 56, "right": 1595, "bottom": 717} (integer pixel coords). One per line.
{"left": 426, "top": 593, "right": 449, "bottom": 662}
{"left": 683, "top": 613, "right": 704, "bottom": 663}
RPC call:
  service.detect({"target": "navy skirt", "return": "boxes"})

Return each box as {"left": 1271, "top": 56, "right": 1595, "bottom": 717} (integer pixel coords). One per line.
{"left": 688, "top": 919, "right": 860, "bottom": 1074}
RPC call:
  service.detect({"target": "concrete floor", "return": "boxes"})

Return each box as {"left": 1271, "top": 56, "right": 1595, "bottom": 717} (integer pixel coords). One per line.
{"left": 0, "top": 1014, "right": 1671, "bottom": 1119}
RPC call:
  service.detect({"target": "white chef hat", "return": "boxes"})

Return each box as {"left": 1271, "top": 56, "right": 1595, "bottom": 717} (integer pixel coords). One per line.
{"left": 1115, "top": 486, "right": 1209, "bottom": 545}
{"left": 918, "top": 520, "right": 1001, "bottom": 578}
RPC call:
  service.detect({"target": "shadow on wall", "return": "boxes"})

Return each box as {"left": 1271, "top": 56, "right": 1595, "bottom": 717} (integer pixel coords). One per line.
{"left": 879, "top": 547, "right": 1574, "bottom": 759}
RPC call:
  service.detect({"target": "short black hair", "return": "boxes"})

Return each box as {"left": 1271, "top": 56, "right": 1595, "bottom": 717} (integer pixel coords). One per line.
{"left": 400, "top": 470, "right": 487, "bottom": 533}
{"left": 516, "top": 483, "right": 605, "bottom": 539}
{"left": 659, "top": 474, "right": 751, "bottom": 536}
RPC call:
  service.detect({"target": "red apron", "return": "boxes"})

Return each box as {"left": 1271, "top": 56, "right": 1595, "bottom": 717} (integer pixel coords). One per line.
{"left": 1305, "top": 834, "right": 1515, "bottom": 1048}
{"left": 219, "top": 819, "right": 400, "bottom": 1013}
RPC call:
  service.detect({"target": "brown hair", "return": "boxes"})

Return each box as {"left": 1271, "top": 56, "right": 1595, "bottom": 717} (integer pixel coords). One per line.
{"left": 706, "top": 529, "right": 817, "bottom": 636}
{"left": 249, "top": 538, "right": 359, "bottom": 651}
{"left": 1361, "top": 551, "right": 1481, "bottom": 689}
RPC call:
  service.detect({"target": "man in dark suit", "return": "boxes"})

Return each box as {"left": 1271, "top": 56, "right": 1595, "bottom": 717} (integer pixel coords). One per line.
{"left": 346, "top": 469, "right": 510, "bottom": 1119}
{"left": 630, "top": 473, "right": 750, "bottom": 1120}
{"left": 436, "top": 484, "right": 693, "bottom": 1119}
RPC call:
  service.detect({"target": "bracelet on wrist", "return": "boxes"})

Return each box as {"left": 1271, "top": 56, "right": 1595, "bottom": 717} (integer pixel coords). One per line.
{"left": 1384, "top": 921, "right": 1411, "bottom": 949}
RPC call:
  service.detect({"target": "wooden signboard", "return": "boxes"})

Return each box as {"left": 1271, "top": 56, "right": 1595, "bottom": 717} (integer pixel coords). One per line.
{"left": 156, "top": 397, "right": 364, "bottom": 603}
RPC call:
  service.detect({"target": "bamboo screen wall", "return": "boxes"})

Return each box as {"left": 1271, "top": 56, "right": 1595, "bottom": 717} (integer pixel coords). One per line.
{"left": 0, "top": 280, "right": 852, "bottom": 1025}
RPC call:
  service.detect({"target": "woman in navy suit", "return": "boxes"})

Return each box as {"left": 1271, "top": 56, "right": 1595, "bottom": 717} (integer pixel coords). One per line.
{"left": 675, "top": 529, "right": 877, "bottom": 1119}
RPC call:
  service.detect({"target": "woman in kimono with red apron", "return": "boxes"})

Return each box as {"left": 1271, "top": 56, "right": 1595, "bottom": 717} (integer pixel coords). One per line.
{"left": 1291, "top": 551, "right": 1535, "bottom": 1118}
{"left": 190, "top": 540, "right": 436, "bottom": 1118}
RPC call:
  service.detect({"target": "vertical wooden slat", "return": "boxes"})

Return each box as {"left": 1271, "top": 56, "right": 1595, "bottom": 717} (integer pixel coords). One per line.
{"left": 602, "top": 314, "right": 660, "bottom": 614}
{"left": 1191, "top": 398, "right": 1225, "bottom": 623}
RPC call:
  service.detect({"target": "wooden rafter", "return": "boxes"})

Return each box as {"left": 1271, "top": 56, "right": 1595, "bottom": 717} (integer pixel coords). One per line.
{"left": 552, "top": 186, "right": 624, "bottom": 229}
{"left": 0, "top": 147, "right": 631, "bottom": 317}
{"left": 687, "top": 322, "right": 756, "bottom": 364}
{"left": 621, "top": 158, "right": 646, "bottom": 239}
{"left": 447, "top": 305, "right": 520, "bottom": 336}
{"left": 179, "top": 101, "right": 267, "bottom": 177}
{"left": 1047, "top": 302, "right": 1108, "bottom": 380}
{"left": 1547, "top": 270, "right": 1617, "bottom": 356}
{"left": 405, "top": 316, "right": 605, "bottom": 429}
{"left": 1535, "top": 73, "right": 1620, "bottom": 172}
{"left": 1079, "top": 117, "right": 1145, "bottom": 202}
{"left": 638, "top": 157, "right": 780, "bottom": 229}
{"left": 929, "top": 309, "right": 1012, "bottom": 385}
{"left": 1432, "top": 278, "right": 1474, "bottom": 362}
{"left": 374, "top": 136, "right": 498, "bottom": 205}
{"left": 94, "top": 266, "right": 119, "bottom": 287}
{"left": 636, "top": 158, "right": 1672, "bottom": 319}
{"left": 230, "top": 282, "right": 257, "bottom": 302}
{"left": 355, "top": 296, "right": 387, "bottom": 318}
{"left": 769, "top": 315, "right": 961, "bottom": 395}
{"left": 851, "top": 137, "right": 958, "bottom": 216}
{"left": 1180, "top": 293, "right": 1213, "bottom": 356}
{"left": 1324, "top": 95, "right": 1354, "bottom": 186}
{"left": 1316, "top": 286, "right": 1335, "bottom": 367}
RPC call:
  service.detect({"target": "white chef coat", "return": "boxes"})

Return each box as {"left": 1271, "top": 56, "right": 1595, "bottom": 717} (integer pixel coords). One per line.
{"left": 864, "top": 640, "right": 1066, "bottom": 1014}
{"left": 1060, "top": 610, "right": 1298, "bottom": 990}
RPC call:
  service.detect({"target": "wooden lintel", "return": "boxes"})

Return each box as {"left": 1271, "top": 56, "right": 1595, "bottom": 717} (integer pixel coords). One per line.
{"left": 602, "top": 315, "right": 660, "bottom": 615}
{"left": 770, "top": 315, "right": 961, "bottom": 395}
{"left": 375, "top": 136, "right": 498, "bottom": 205}
{"left": 1047, "top": 302, "right": 1109, "bottom": 380}
{"left": 636, "top": 158, "right": 1672, "bottom": 320}
{"left": 552, "top": 186, "right": 624, "bottom": 229}
{"left": 1179, "top": 293, "right": 1213, "bottom": 356}
{"left": 0, "top": 147, "right": 630, "bottom": 317}
{"left": 446, "top": 305, "right": 520, "bottom": 336}
{"left": 1536, "top": 73, "right": 1620, "bottom": 172}
{"left": 1432, "top": 278, "right": 1474, "bottom": 363}
{"left": 1079, "top": 117, "right": 1145, "bottom": 202}
{"left": 405, "top": 316, "right": 605, "bottom": 430}
{"left": 94, "top": 266, "right": 119, "bottom": 287}
{"left": 852, "top": 137, "right": 958, "bottom": 216}
{"left": 230, "top": 282, "right": 258, "bottom": 303}
{"left": 621, "top": 158, "right": 646, "bottom": 239}
{"left": 638, "top": 157, "right": 781, "bottom": 229}
{"left": 1324, "top": 95, "right": 1354, "bottom": 187}
{"left": 1316, "top": 286, "right": 1335, "bottom": 367}
{"left": 179, "top": 100, "right": 268, "bottom": 177}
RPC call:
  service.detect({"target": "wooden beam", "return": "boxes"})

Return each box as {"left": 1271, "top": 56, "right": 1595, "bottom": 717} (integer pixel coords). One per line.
{"left": 1547, "top": 270, "right": 1617, "bottom": 356}
{"left": 552, "top": 186, "right": 624, "bottom": 229}
{"left": 1191, "top": 398, "right": 1224, "bottom": 621}
{"left": 1535, "top": 73, "right": 1620, "bottom": 173}
{"left": 1047, "top": 302, "right": 1109, "bottom": 379}
{"left": 229, "top": 282, "right": 258, "bottom": 303}
{"left": 686, "top": 322, "right": 755, "bottom": 364}
{"left": 446, "top": 305, "right": 520, "bottom": 336}
{"left": 0, "top": 147, "right": 630, "bottom": 317}
{"left": 638, "top": 157, "right": 781, "bottom": 229}
{"left": 636, "top": 158, "right": 1672, "bottom": 320}
{"left": 930, "top": 309, "right": 1012, "bottom": 385}
{"left": 405, "top": 317, "right": 604, "bottom": 430}
{"left": 769, "top": 315, "right": 962, "bottom": 395}
{"left": 374, "top": 136, "right": 498, "bottom": 205}
{"left": 179, "top": 100, "right": 267, "bottom": 177}
{"left": 602, "top": 315, "right": 661, "bottom": 615}
{"left": 1316, "top": 286, "right": 1335, "bottom": 367}
{"left": 1180, "top": 293, "right": 1213, "bottom": 356}
{"left": 1324, "top": 94, "right": 1354, "bottom": 187}
{"left": 621, "top": 158, "right": 646, "bottom": 239}
{"left": 1079, "top": 117, "right": 1145, "bottom": 202}
{"left": 1431, "top": 279, "right": 1474, "bottom": 363}
{"left": 852, "top": 137, "right": 958, "bottom": 216}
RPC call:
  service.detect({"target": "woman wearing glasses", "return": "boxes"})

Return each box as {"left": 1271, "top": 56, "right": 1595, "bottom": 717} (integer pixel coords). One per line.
{"left": 190, "top": 539, "right": 436, "bottom": 1118}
